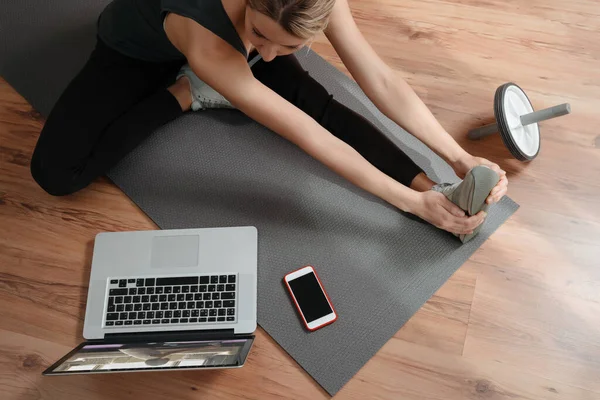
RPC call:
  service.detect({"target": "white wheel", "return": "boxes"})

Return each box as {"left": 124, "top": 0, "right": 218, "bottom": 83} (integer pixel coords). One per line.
{"left": 494, "top": 83, "right": 541, "bottom": 161}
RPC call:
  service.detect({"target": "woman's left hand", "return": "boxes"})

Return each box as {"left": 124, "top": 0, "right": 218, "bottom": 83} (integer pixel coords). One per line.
{"left": 452, "top": 154, "right": 508, "bottom": 204}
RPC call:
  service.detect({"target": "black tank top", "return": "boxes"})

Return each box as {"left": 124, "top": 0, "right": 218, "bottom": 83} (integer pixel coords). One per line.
{"left": 98, "top": 0, "right": 247, "bottom": 62}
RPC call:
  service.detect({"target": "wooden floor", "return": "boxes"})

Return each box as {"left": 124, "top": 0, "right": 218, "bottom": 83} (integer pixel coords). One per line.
{"left": 1, "top": 0, "right": 599, "bottom": 398}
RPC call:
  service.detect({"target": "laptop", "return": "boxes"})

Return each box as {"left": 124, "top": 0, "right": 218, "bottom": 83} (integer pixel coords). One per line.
{"left": 44, "top": 226, "right": 257, "bottom": 375}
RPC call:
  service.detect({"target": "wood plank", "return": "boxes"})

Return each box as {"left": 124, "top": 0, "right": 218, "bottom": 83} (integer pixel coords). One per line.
{"left": 464, "top": 266, "right": 600, "bottom": 392}
{"left": 339, "top": 337, "right": 600, "bottom": 399}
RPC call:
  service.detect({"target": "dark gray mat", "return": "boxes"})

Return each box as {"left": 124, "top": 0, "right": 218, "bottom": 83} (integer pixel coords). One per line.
{"left": 1, "top": 1, "right": 518, "bottom": 395}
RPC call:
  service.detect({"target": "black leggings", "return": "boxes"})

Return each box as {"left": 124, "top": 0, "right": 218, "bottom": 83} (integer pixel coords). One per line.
{"left": 31, "top": 38, "right": 423, "bottom": 196}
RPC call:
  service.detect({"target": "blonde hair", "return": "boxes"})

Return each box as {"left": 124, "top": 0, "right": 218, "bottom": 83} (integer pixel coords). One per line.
{"left": 247, "top": 0, "right": 336, "bottom": 39}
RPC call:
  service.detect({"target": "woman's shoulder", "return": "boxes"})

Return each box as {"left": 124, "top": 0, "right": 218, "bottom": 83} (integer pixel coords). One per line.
{"left": 164, "top": 13, "right": 244, "bottom": 63}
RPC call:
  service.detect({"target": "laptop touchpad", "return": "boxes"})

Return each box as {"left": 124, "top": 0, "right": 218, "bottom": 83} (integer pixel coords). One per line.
{"left": 151, "top": 235, "right": 199, "bottom": 269}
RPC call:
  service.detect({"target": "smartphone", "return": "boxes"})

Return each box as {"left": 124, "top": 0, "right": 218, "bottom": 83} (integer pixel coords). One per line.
{"left": 284, "top": 266, "right": 337, "bottom": 331}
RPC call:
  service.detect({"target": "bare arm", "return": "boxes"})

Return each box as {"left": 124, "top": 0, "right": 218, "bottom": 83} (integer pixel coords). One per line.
{"left": 325, "top": 0, "right": 469, "bottom": 165}
{"left": 325, "top": 0, "right": 508, "bottom": 204}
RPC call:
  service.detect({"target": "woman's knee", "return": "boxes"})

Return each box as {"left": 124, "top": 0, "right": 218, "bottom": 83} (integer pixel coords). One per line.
{"left": 30, "top": 146, "right": 85, "bottom": 196}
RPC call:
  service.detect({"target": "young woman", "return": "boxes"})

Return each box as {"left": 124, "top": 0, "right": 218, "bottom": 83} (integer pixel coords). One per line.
{"left": 30, "top": 0, "right": 508, "bottom": 238}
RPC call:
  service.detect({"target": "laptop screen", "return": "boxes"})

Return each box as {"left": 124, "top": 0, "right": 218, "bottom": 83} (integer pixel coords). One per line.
{"left": 44, "top": 338, "right": 254, "bottom": 374}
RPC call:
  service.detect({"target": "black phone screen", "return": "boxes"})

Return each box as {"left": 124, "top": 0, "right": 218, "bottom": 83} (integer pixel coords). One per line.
{"left": 288, "top": 272, "right": 333, "bottom": 323}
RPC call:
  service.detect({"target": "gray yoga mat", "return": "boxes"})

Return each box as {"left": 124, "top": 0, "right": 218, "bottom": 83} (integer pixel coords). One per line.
{"left": 1, "top": 1, "right": 518, "bottom": 395}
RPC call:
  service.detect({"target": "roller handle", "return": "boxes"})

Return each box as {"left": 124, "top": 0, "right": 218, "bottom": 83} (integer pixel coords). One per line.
{"left": 468, "top": 122, "right": 499, "bottom": 140}
{"left": 520, "top": 103, "right": 571, "bottom": 126}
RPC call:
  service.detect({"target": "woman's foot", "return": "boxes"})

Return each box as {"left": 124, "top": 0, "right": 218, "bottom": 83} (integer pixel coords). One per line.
{"left": 432, "top": 165, "right": 500, "bottom": 243}
{"left": 176, "top": 64, "right": 234, "bottom": 111}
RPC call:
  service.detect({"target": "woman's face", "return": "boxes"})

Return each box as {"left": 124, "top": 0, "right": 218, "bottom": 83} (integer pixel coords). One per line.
{"left": 245, "top": 7, "right": 309, "bottom": 62}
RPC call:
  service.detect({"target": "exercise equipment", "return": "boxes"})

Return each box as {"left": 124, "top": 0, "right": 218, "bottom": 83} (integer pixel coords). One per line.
{"left": 468, "top": 83, "right": 571, "bottom": 161}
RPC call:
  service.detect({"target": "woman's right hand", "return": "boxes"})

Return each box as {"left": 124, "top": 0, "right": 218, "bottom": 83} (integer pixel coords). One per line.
{"left": 410, "top": 191, "right": 486, "bottom": 235}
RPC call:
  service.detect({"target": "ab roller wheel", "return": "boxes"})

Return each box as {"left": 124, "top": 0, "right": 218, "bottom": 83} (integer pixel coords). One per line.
{"left": 468, "top": 83, "right": 571, "bottom": 161}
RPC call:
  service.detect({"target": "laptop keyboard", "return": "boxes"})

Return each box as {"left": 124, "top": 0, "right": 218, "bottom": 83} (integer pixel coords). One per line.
{"left": 104, "top": 275, "right": 237, "bottom": 328}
